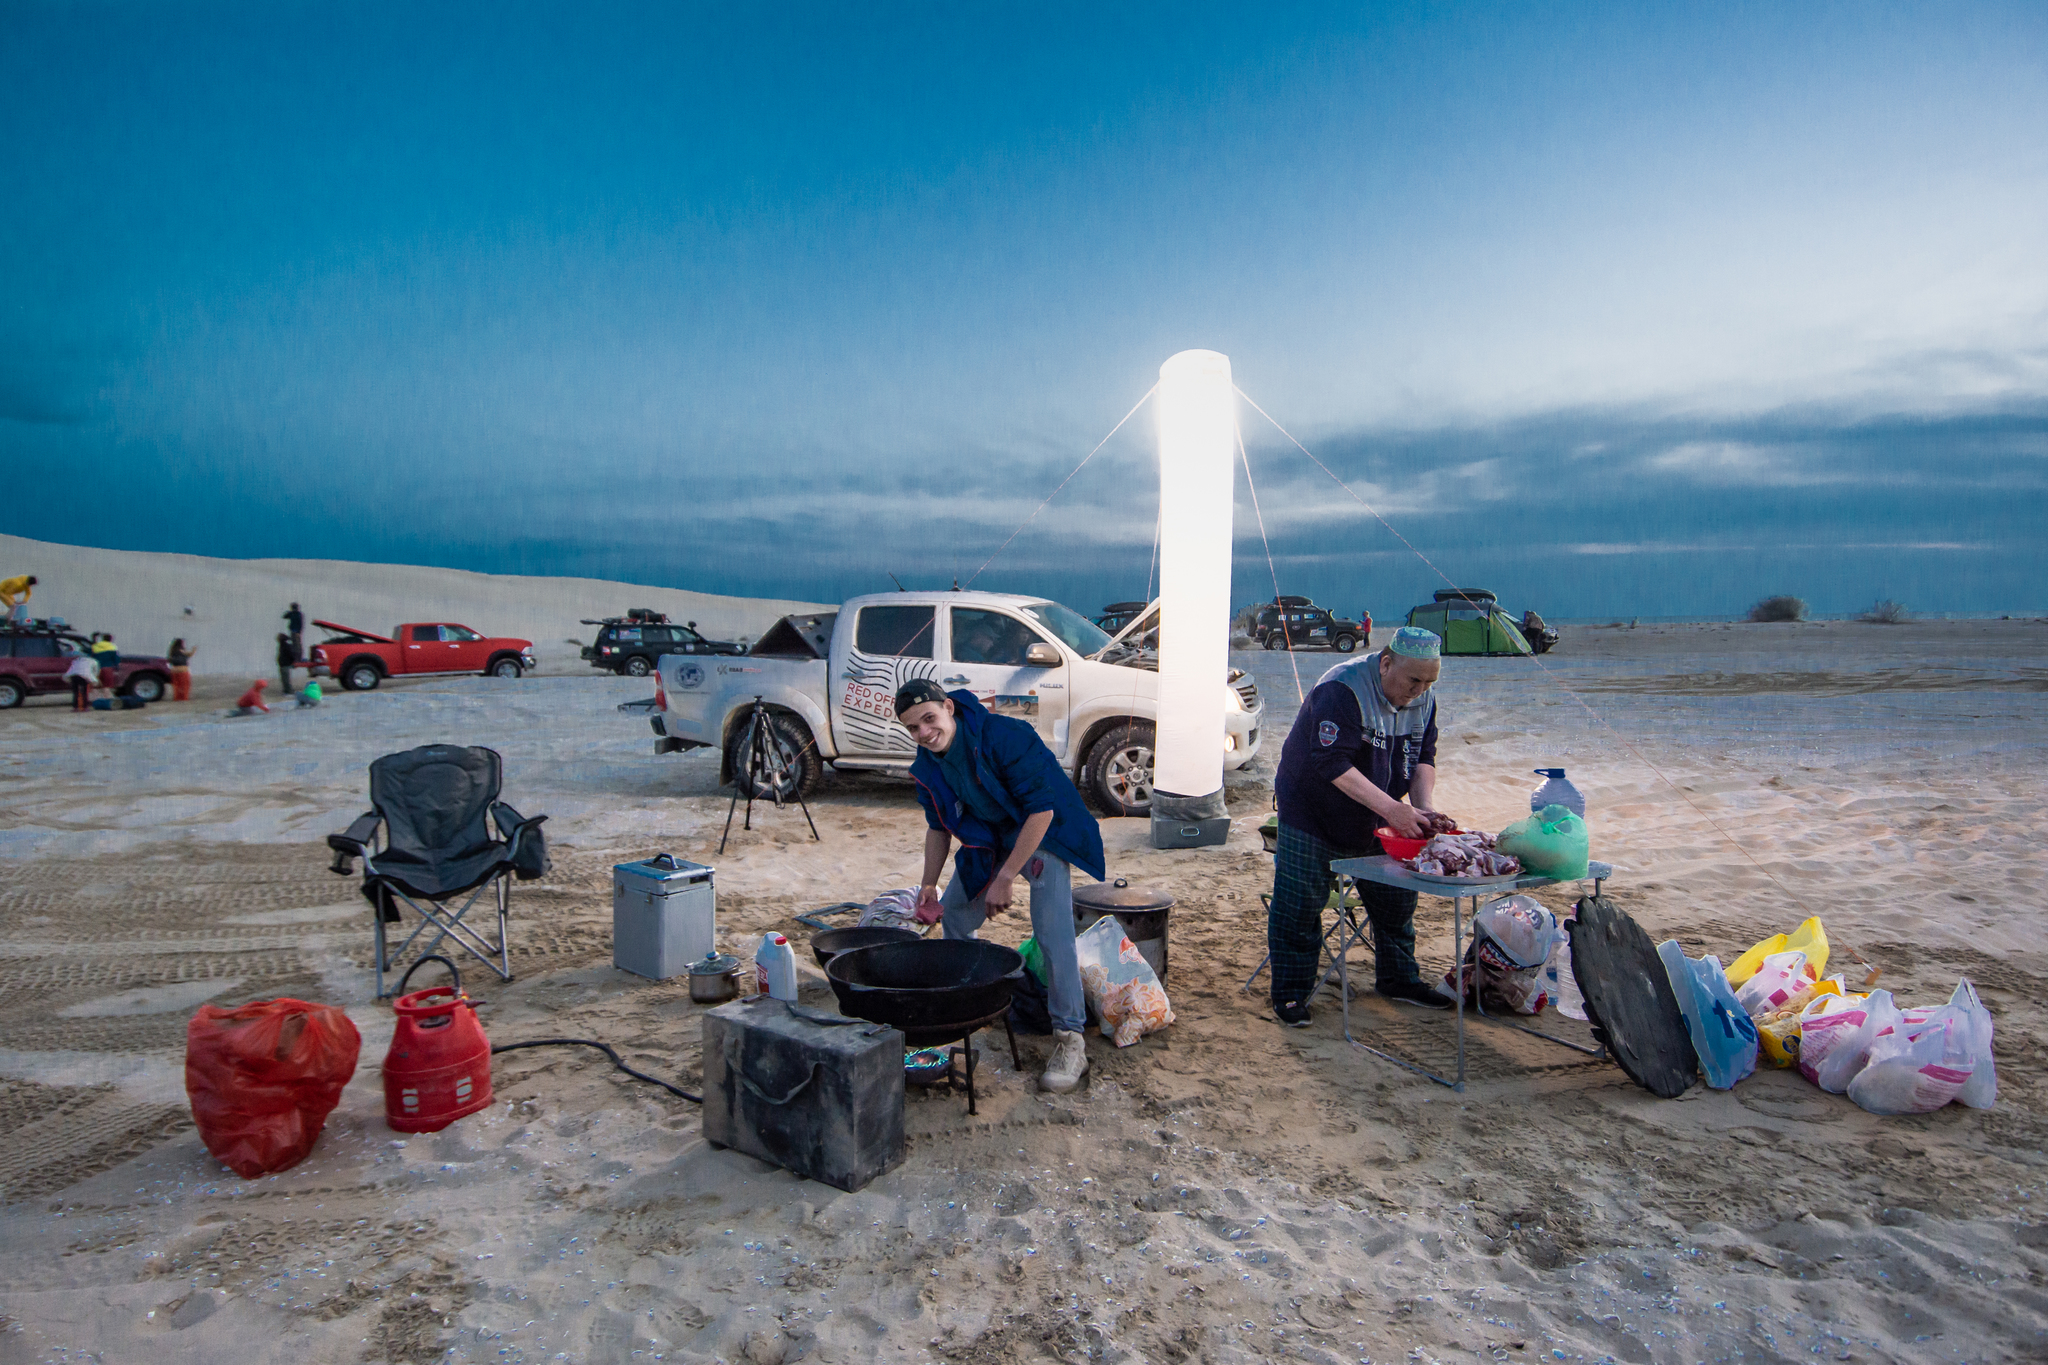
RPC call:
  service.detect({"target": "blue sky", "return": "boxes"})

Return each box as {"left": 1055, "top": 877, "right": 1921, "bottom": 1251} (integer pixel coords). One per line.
{"left": 4, "top": 1, "right": 2045, "bottom": 618}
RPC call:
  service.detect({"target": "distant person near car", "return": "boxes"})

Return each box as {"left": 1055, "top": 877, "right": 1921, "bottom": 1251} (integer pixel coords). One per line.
{"left": 283, "top": 603, "right": 304, "bottom": 661}
{"left": 298, "top": 678, "right": 322, "bottom": 708}
{"left": 167, "top": 638, "right": 195, "bottom": 701}
{"left": 90, "top": 634, "right": 119, "bottom": 694}
{"left": 233, "top": 679, "right": 270, "bottom": 715}
{"left": 1, "top": 574, "right": 36, "bottom": 624}
{"left": 65, "top": 652, "right": 98, "bottom": 711}
{"left": 276, "top": 632, "right": 297, "bottom": 695}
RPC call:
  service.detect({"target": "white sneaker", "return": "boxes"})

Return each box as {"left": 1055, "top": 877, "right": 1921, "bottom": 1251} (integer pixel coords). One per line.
{"left": 1039, "top": 1029, "right": 1089, "bottom": 1094}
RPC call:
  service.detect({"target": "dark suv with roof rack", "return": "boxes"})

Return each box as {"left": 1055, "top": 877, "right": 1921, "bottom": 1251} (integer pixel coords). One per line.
{"left": 580, "top": 610, "right": 747, "bottom": 677}
{"left": 1252, "top": 598, "right": 1365, "bottom": 652}
{"left": 0, "top": 620, "right": 173, "bottom": 708}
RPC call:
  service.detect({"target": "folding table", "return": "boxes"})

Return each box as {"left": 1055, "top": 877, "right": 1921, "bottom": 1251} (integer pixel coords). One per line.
{"left": 1328, "top": 855, "right": 1612, "bottom": 1092}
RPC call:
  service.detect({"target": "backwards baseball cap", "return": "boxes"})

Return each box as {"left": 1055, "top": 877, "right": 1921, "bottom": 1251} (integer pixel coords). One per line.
{"left": 893, "top": 678, "right": 951, "bottom": 716}
{"left": 1389, "top": 626, "right": 1442, "bottom": 659}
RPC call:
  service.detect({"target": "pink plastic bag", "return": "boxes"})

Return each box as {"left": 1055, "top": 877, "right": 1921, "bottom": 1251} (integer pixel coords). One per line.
{"left": 1805, "top": 989, "right": 1901, "bottom": 1093}
{"left": 1847, "top": 978, "right": 1997, "bottom": 1115}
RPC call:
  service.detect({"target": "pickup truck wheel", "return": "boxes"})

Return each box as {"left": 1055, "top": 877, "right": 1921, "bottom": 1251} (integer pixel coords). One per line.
{"left": 0, "top": 677, "right": 23, "bottom": 709}
{"left": 123, "top": 673, "right": 167, "bottom": 703}
{"left": 727, "top": 712, "right": 822, "bottom": 801}
{"left": 1332, "top": 633, "right": 1357, "bottom": 653}
{"left": 343, "top": 660, "right": 382, "bottom": 692}
{"left": 489, "top": 657, "right": 524, "bottom": 679}
{"left": 625, "top": 656, "right": 652, "bottom": 677}
{"left": 1083, "top": 721, "right": 1156, "bottom": 817}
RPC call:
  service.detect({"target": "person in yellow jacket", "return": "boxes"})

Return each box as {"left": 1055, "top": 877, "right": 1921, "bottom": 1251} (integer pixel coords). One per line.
{"left": 0, "top": 574, "right": 35, "bottom": 624}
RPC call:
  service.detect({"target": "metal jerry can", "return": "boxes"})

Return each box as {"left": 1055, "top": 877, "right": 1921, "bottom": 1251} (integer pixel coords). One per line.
{"left": 383, "top": 957, "right": 492, "bottom": 1132}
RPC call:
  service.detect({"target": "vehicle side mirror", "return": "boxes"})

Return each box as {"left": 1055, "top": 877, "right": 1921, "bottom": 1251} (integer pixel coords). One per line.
{"left": 1023, "top": 642, "right": 1062, "bottom": 667}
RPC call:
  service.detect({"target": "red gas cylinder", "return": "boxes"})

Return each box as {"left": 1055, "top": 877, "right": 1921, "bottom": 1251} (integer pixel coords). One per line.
{"left": 383, "top": 958, "right": 492, "bottom": 1132}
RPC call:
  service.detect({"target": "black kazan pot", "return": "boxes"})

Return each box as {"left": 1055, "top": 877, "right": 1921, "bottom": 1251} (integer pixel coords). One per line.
{"left": 1072, "top": 877, "right": 1173, "bottom": 982}
{"left": 823, "top": 940, "right": 1024, "bottom": 1045}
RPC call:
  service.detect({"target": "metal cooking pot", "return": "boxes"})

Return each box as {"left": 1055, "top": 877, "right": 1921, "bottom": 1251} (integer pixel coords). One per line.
{"left": 1072, "top": 877, "right": 1174, "bottom": 982}
{"left": 688, "top": 951, "right": 742, "bottom": 1004}
{"left": 824, "top": 940, "right": 1024, "bottom": 1045}
{"left": 809, "top": 924, "right": 922, "bottom": 972}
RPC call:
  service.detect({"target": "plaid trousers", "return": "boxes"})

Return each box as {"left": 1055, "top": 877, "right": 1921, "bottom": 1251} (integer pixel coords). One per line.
{"left": 1267, "top": 821, "right": 1421, "bottom": 1005}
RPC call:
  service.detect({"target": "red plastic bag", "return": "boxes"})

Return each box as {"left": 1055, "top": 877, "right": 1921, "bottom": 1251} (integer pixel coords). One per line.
{"left": 186, "top": 998, "right": 361, "bottom": 1178}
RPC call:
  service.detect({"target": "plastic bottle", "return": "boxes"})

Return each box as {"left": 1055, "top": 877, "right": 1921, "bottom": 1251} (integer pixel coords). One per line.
{"left": 754, "top": 932, "right": 798, "bottom": 1001}
{"left": 1530, "top": 768, "right": 1585, "bottom": 818}
{"left": 1547, "top": 935, "right": 1588, "bottom": 1020}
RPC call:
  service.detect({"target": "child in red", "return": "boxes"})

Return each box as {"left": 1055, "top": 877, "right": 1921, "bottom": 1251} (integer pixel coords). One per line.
{"left": 233, "top": 679, "right": 270, "bottom": 716}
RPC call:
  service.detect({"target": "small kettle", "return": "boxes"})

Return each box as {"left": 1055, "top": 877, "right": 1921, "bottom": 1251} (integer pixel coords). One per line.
{"left": 688, "top": 951, "right": 742, "bottom": 1004}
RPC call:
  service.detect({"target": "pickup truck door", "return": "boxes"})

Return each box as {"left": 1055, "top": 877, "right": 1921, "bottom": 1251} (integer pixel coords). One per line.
{"left": 404, "top": 624, "right": 444, "bottom": 672}
{"left": 834, "top": 603, "right": 937, "bottom": 760}
{"left": 442, "top": 624, "right": 490, "bottom": 671}
{"left": 942, "top": 606, "right": 1068, "bottom": 751}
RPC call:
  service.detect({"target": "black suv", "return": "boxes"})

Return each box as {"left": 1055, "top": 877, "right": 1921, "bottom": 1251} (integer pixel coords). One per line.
{"left": 1092, "top": 600, "right": 1152, "bottom": 635}
{"left": 1253, "top": 598, "right": 1365, "bottom": 653}
{"left": 580, "top": 611, "right": 746, "bottom": 677}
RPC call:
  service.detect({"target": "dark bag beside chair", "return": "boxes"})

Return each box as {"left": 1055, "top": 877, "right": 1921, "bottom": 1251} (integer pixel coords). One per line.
{"left": 326, "top": 744, "right": 550, "bottom": 997}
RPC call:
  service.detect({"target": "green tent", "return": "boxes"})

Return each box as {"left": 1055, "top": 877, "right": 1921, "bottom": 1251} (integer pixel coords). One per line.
{"left": 1403, "top": 589, "right": 1534, "bottom": 657}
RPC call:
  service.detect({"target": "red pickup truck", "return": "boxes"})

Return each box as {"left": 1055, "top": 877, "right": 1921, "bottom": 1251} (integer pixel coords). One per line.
{"left": 307, "top": 620, "right": 537, "bottom": 691}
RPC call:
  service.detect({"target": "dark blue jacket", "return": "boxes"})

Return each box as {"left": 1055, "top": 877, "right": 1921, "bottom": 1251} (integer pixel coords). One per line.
{"left": 910, "top": 690, "right": 1106, "bottom": 900}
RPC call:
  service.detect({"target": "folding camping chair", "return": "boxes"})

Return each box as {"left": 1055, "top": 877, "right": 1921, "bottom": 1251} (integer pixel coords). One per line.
{"left": 325, "top": 744, "right": 551, "bottom": 997}
{"left": 1242, "top": 887, "right": 1373, "bottom": 1004}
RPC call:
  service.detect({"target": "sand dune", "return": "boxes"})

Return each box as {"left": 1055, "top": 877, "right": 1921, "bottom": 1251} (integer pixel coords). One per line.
{"left": 0, "top": 532, "right": 829, "bottom": 677}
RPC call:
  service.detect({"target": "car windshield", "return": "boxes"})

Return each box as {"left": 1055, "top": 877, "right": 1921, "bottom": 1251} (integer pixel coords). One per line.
{"left": 1021, "top": 601, "right": 1111, "bottom": 656}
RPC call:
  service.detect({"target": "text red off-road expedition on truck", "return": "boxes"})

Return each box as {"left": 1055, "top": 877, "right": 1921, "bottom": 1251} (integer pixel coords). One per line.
{"left": 306, "top": 620, "right": 537, "bottom": 692}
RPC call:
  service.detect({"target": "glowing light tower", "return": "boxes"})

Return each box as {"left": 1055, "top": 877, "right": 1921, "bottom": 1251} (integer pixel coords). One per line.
{"left": 1150, "top": 348, "right": 1236, "bottom": 849}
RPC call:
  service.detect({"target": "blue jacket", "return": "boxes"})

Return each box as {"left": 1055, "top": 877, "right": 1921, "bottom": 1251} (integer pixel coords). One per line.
{"left": 910, "top": 690, "right": 1106, "bottom": 900}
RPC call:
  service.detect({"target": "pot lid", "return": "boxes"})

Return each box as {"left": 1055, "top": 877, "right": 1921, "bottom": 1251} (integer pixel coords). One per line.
{"left": 689, "top": 952, "right": 740, "bottom": 975}
{"left": 1072, "top": 877, "right": 1173, "bottom": 912}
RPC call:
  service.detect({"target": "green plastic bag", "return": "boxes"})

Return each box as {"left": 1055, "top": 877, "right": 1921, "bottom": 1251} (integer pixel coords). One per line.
{"left": 1495, "top": 804, "right": 1590, "bottom": 880}
{"left": 1018, "top": 936, "right": 1048, "bottom": 985}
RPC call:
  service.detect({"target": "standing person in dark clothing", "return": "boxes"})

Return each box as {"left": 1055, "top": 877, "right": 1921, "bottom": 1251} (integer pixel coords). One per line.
{"left": 167, "top": 638, "right": 195, "bottom": 701}
{"left": 276, "top": 632, "right": 297, "bottom": 695}
{"left": 897, "top": 678, "right": 1106, "bottom": 1095}
{"left": 283, "top": 603, "right": 305, "bottom": 662}
{"left": 1265, "top": 626, "right": 1452, "bottom": 1026}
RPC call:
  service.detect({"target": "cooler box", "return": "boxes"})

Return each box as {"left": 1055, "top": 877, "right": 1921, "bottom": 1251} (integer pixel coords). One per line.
{"left": 612, "top": 854, "right": 715, "bottom": 980}
{"left": 702, "top": 998, "right": 905, "bottom": 1192}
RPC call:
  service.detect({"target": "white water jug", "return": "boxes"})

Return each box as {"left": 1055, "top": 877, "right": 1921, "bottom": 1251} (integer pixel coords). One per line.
{"left": 754, "top": 932, "right": 798, "bottom": 1001}
{"left": 1530, "top": 768, "right": 1585, "bottom": 818}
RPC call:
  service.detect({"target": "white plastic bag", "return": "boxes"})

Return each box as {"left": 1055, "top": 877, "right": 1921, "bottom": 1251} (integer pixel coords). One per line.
{"left": 1074, "top": 915, "right": 1173, "bottom": 1047}
{"left": 1812, "top": 989, "right": 1900, "bottom": 1093}
{"left": 858, "top": 888, "right": 922, "bottom": 931}
{"left": 1734, "top": 949, "right": 1813, "bottom": 1019}
{"left": 1441, "top": 896, "right": 1565, "bottom": 1014}
{"left": 1847, "top": 977, "right": 1998, "bottom": 1115}
{"left": 1954, "top": 978, "right": 1998, "bottom": 1109}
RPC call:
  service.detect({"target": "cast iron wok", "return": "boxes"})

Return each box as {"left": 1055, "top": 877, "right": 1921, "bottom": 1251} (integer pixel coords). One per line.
{"left": 809, "top": 924, "right": 923, "bottom": 972}
{"left": 824, "top": 940, "right": 1024, "bottom": 1035}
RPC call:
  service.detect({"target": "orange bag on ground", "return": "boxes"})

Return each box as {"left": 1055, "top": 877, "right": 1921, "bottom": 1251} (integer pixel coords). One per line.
{"left": 186, "top": 998, "right": 361, "bottom": 1178}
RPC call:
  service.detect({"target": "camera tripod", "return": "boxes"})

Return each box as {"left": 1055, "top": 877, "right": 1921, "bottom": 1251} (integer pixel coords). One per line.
{"left": 718, "top": 695, "right": 821, "bottom": 853}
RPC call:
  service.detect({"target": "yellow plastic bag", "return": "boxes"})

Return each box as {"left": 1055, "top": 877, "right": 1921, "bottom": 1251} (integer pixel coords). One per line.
{"left": 1726, "top": 916, "right": 1829, "bottom": 986}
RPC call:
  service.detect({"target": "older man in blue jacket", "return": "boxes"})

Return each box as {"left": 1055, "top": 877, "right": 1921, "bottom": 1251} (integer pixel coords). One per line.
{"left": 898, "top": 679, "right": 1106, "bottom": 1094}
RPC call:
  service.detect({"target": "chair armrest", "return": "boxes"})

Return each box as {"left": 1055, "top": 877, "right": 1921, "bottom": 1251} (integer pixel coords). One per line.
{"left": 492, "top": 802, "right": 552, "bottom": 880}
{"left": 327, "top": 811, "right": 381, "bottom": 875}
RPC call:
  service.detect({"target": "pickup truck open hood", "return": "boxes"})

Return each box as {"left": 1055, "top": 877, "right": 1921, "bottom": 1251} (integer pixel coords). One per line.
{"left": 310, "top": 619, "right": 394, "bottom": 644}
{"left": 1092, "top": 599, "right": 1159, "bottom": 663}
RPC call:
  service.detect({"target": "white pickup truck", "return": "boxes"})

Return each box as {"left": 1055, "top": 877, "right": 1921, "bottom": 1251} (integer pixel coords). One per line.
{"left": 641, "top": 590, "right": 1265, "bottom": 816}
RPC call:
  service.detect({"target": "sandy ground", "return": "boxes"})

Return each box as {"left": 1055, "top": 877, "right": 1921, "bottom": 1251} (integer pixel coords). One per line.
{"left": 1, "top": 617, "right": 2044, "bottom": 1364}
{"left": 0, "top": 532, "right": 829, "bottom": 678}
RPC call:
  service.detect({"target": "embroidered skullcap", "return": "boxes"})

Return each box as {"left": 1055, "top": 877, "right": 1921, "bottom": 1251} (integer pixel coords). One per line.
{"left": 1389, "top": 626, "right": 1442, "bottom": 659}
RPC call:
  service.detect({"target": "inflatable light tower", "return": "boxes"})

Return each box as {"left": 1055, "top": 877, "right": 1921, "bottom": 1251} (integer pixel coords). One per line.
{"left": 1150, "top": 348, "right": 1235, "bottom": 849}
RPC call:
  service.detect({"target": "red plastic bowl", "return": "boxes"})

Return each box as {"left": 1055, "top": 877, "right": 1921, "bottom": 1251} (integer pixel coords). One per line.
{"left": 1376, "top": 827, "right": 1461, "bottom": 860}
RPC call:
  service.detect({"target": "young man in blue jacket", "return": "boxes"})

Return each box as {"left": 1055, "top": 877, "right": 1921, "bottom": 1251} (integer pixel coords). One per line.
{"left": 898, "top": 679, "right": 1106, "bottom": 1094}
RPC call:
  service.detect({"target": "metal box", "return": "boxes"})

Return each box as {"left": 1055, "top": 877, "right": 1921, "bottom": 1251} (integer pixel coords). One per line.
{"left": 702, "top": 998, "right": 905, "bottom": 1192}
{"left": 612, "top": 854, "right": 716, "bottom": 980}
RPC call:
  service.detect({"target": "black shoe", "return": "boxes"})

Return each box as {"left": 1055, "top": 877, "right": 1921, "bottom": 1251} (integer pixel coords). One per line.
{"left": 1377, "top": 980, "right": 1453, "bottom": 1010}
{"left": 1272, "top": 999, "right": 1313, "bottom": 1028}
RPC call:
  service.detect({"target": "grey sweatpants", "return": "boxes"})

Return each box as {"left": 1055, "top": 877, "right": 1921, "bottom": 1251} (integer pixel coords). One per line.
{"left": 940, "top": 852, "right": 1084, "bottom": 1034}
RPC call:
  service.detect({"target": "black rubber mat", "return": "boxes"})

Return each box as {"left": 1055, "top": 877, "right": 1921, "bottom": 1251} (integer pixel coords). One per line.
{"left": 1569, "top": 894, "right": 1697, "bottom": 1098}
